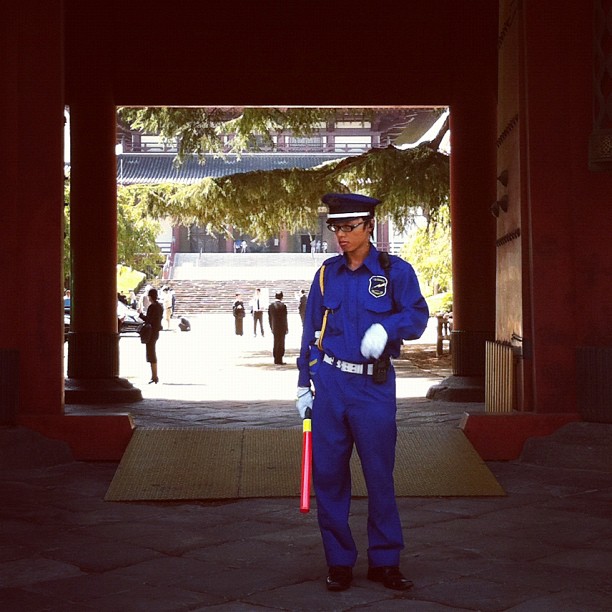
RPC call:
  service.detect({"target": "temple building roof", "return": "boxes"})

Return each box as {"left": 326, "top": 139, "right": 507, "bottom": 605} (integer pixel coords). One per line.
{"left": 116, "top": 152, "right": 353, "bottom": 185}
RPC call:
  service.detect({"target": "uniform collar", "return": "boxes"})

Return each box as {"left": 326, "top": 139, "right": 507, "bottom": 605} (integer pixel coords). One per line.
{"left": 340, "top": 244, "right": 380, "bottom": 273}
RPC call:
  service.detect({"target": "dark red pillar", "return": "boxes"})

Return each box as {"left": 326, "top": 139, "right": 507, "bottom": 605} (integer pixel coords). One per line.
{"left": 66, "top": 93, "right": 141, "bottom": 402}
{"left": 428, "top": 96, "right": 497, "bottom": 401}
{"left": 2, "top": 1, "right": 135, "bottom": 459}
{"left": 1, "top": 0, "right": 65, "bottom": 418}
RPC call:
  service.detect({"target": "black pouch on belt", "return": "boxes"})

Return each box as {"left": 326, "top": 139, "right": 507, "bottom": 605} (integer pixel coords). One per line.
{"left": 372, "top": 356, "right": 390, "bottom": 384}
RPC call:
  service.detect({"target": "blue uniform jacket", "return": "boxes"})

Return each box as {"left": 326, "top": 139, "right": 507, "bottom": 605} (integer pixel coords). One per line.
{"left": 297, "top": 245, "right": 429, "bottom": 388}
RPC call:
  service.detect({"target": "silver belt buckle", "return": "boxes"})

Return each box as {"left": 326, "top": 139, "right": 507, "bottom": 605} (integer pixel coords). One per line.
{"left": 346, "top": 361, "right": 362, "bottom": 374}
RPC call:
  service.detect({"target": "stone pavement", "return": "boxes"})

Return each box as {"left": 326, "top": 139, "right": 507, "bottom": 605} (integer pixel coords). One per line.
{"left": 1, "top": 315, "right": 612, "bottom": 611}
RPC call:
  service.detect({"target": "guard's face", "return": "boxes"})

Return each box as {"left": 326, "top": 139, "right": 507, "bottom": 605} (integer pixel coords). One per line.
{"left": 331, "top": 217, "right": 372, "bottom": 254}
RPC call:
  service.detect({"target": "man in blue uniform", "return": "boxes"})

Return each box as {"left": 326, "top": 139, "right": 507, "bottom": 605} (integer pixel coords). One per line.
{"left": 296, "top": 192, "right": 429, "bottom": 592}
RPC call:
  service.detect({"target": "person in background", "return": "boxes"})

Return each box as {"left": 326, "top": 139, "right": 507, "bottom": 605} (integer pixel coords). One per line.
{"left": 298, "top": 289, "right": 307, "bottom": 325}
{"left": 232, "top": 292, "right": 246, "bottom": 336}
{"left": 162, "top": 286, "right": 173, "bottom": 330}
{"left": 170, "top": 285, "right": 176, "bottom": 315}
{"left": 139, "top": 284, "right": 152, "bottom": 314}
{"left": 268, "top": 291, "right": 288, "bottom": 365}
{"left": 251, "top": 288, "right": 265, "bottom": 337}
{"left": 139, "top": 287, "right": 164, "bottom": 384}
{"left": 296, "top": 193, "right": 429, "bottom": 593}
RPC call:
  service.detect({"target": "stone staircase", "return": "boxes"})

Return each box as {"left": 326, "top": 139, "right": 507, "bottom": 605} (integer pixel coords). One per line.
{"left": 143, "top": 253, "right": 336, "bottom": 316}
{"left": 156, "top": 279, "right": 310, "bottom": 316}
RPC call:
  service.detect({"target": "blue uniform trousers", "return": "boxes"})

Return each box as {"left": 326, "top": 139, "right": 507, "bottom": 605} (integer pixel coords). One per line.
{"left": 312, "top": 360, "right": 404, "bottom": 568}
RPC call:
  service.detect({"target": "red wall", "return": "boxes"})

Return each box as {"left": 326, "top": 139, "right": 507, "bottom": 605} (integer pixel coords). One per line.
{"left": 1, "top": 1, "right": 65, "bottom": 414}
{"left": 521, "top": 2, "right": 612, "bottom": 412}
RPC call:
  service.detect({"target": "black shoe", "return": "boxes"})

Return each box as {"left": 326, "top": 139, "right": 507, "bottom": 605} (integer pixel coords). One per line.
{"left": 367, "top": 566, "right": 413, "bottom": 591}
{"left": 326, "top": 566, "right": 352, "bottom": 591}
{"left": 148, "top": 377, "right": 159, "bottom": 384}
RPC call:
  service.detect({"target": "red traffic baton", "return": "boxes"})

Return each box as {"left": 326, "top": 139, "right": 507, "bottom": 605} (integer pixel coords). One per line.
{"left": 300, "top": 407, "right": 312, "bottom": 513}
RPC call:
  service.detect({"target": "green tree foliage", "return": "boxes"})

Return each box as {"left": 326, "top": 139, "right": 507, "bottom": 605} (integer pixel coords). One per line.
{"left": 129, "top": 170, "right": 346, "bottom": 242}
{"left": 117, "top": 107, "right": 450, "bottom": 241}
{"left": 326, "top": 145, "right": 449, "bottom": 231}
{"left": 64, "top": 178, "right": 164, "bottom": 283}
{"left": 119, "top": 107, "right": 339, "bottom": 163}
{"left": 63, "top": 180, "right": 71, "bottom": 286}
{"left": 400, "top": 204, "right": 452, "bottom": 298}
{"left": 116, "top": 188, "right": 165, "bottom": 273}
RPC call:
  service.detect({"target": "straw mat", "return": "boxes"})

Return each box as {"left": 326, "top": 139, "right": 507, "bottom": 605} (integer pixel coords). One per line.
{"left": 105, "top": 427, "right": 504, "bottom": 501}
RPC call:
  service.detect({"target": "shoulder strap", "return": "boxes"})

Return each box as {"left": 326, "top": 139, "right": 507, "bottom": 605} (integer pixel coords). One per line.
{"left": 316, "top": 264, "right": 328, "bottom": 350}
{"left": 378, "top": 251, "right": 398, "bottom": 312}
{"left": 319, "top": 264, "right": 326, "bottom": 295}
{"left": 379, "top": 251, "right": 391, "bottom": 277}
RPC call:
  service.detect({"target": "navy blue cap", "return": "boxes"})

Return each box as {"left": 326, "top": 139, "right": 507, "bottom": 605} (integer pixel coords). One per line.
{"left": 322, "top": 193, "right": 381, "bottom": 220}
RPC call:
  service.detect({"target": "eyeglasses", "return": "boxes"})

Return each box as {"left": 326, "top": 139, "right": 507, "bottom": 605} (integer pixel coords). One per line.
{"left": 326, "top": 221, "right": 367, "bottom": 233}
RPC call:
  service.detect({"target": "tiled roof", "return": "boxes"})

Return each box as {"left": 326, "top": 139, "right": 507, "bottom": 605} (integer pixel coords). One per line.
{"left": 116, "top": 153, "right": 352, "bottom": 185}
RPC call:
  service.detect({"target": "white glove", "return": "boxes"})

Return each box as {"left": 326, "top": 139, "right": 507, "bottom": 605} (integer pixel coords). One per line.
{"left": 296, "top": 386, "right": 313, "bottom": 419}
{"left": 360, "top": 323, "right": 388, "bottom": 359}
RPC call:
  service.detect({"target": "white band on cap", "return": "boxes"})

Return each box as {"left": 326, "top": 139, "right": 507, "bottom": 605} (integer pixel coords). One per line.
{"left": 327, "top": 211, "right": 371, "bottom": 219}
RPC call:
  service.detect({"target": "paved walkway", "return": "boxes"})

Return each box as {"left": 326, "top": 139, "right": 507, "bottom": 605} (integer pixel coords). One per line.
{"left": 2, "top": 314, "right": 612, "bottom": 610}
{"left": 100, "top": 314, "right": 463, "bottom": 430}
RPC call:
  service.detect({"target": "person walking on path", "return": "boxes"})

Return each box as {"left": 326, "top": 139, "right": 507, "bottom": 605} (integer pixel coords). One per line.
{"left": 139, "top": 287, "right": 164, "bottom": 384}
{"left": 268, "top": 291, "right": 288, "bottom": 364}
{"left": 298, "top": 289, "right": 307, "bottom": 325}
{"left": 251, "top": 288, "right": 266, "bottom": 337}
{"left": 295, "top": 193, "right": 429, "bottom": 593}
{"left": 232, "top": 292, "right": 246, "bottom": 336}
{"left": 138, "top": 284, "right": 152, "bottom": 315}
{"left": 162, "top": 286, "right": 173, "bottom": 330}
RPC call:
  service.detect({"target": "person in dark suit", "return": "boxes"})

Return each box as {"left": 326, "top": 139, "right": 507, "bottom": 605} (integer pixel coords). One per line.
{"left": 232, "top": 292, "right": 246, "bottom": 336}
{"left": 299, "top": 289, "right": 307, "bottom": 325}
{"left": 251, "top": 288, "right": 266, "bottom": 337}
{"left": 268, "top": 291, "right": 288, "bottom": 365}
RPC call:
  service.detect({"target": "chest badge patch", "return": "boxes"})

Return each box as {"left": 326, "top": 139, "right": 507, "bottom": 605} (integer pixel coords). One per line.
{"left": 368, "top": 275, "right": 388, "bottom": 298}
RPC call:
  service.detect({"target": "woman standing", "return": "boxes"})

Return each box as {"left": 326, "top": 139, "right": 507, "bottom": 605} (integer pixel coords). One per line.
{"left": 139, "top": 287, "right": 164, "bottom": 384}
{"left": 232, "top": 292, "right": 246, "bottom": 336}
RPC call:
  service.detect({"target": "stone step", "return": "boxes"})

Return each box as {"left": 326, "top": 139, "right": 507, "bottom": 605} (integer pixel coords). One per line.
{"left": 171, "top": 252, "right": 336, "bottom": 280}
{"left": 145, "top": 279, "right": 309, "bottom": 317}
{"left": 139, "top": 253, "right": 339, "bottom": 316}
